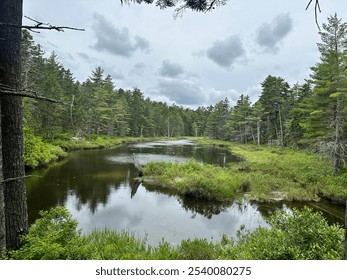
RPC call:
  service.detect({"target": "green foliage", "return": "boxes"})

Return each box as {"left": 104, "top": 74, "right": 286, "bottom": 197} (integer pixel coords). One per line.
{"left": 10, "top": 206, "right": 343, "bottom": 260}
{"left": 10, "top": 207, "right": 82, "bottom": 260}
{"left": 221, "top": 207, "right": 344, "bottom": 260}
{"left": 24, "top": 127, "right": 67, "bottom": 169}
{"left": 177, "top": 239, "right": 221, "bottom": 260}
{"left": 78, "top": 230, "right": 151, "bottom": 260}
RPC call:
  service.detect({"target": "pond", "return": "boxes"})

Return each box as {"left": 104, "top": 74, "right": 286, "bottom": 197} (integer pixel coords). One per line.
{"left": 26, "top": 140, "right": 345, "bottom": 246}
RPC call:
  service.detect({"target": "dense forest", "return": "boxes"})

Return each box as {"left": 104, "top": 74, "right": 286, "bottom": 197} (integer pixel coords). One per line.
{"left": 22, "top": 13, "right": 347, "bottom": 175}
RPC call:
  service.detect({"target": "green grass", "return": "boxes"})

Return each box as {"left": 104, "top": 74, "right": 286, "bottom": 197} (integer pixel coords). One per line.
{"left": 143, "top": 160, "right": 243, "bottom": 202}
{"left": 10, "top": 206, "right": 344, "bottom": 260}
{"left": 143, "top": 140, "right": 347, "bottom": 203}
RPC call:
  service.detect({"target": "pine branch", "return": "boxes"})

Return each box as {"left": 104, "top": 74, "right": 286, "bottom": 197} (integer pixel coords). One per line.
{"left": 0, "top": 16, "right": 85, "bottom": 33}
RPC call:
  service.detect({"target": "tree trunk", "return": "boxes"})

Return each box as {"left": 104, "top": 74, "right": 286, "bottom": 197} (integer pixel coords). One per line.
{"left": 345, "top": 199, "right": 347, "bottom": 260}
{"left": 0, "top": 0, "right": 28, "bottom": 250}
{"left": 0, "top": 103, "right": 6, "bottom": 254}
{"left": 257, "top": 120, "right": 260, "bottom": 146}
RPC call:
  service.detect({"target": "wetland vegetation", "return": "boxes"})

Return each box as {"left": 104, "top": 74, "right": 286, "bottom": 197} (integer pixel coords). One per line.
{"left": 4, "top": 14, "right": 347, "bottom": 258}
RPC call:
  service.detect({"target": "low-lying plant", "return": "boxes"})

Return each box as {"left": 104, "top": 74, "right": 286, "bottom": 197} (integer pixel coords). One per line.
{"left": 142, "top": 160, "right": 242, "bottom": 202}
{"left": 10, "top": 206, "right": 344, "bottom": 260}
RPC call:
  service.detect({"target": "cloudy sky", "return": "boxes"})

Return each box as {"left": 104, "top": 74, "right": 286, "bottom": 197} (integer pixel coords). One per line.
{"left": 23, "top": 0, "right": 347, "bottom": 108}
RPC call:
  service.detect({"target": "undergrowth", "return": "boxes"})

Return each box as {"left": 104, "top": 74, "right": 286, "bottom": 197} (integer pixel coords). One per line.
{"left": 9, "top": 206, "right": 344, "bottom": 260}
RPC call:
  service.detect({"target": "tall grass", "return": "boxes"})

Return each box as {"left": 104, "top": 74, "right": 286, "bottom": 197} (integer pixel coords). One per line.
{"left": 143, "top": 141, "right": 347, "bottom": 203}
{"left": 10, "top": 206, "right": 344, "bottom": 260}
{"left": 143, "top": 160, "right": 242, "bottom": 202}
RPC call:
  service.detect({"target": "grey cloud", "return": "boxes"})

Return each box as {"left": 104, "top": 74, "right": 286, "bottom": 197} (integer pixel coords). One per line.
{"left": 206, "top": 35, "right": 245, "bottom": 69}
{"left": 77, "top": 52, "right": 96, "bottom": 63}
{"left": 159, "top": 60, "right": 185, "bottom": 78}
{"left": 130, "top": 63, "right": 147, "bottom": 76}
{"left": 256, "top": 13, "right": 293, "bottom": 54}
{"left": 92, "top": 13, "right": 150, "bottom": 57}
{"left": 156, "top": 78, "right": 207, "bottom": 106}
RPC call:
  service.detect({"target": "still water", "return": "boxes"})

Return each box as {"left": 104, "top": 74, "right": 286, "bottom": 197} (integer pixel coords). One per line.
{"left": 26, "top": 140, "right": 345, "bottom": 245}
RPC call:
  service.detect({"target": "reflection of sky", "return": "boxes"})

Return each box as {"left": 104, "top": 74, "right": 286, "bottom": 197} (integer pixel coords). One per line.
{"left": 128, "top": 140, "right": 196, "bottom": 149}
{"left": 107, "top": 154, "right": 188, "bottom": 166}
{"left": 66, "top": 182, "right": 268, "bottom": 246}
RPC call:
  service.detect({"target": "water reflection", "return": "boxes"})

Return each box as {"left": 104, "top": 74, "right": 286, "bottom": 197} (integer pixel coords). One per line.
{"left": 26, "top": 140, "right": 345, "bottom": 246}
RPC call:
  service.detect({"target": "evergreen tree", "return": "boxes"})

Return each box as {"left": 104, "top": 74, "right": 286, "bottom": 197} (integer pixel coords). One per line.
{"left": 204, "top": 98, "right": 230, "bottom": 140}
{"left": 258, "top": 75, "right": 290, "bottom": 146}
{"left": 228, "top": 94, "right": 253, "bottom": 143}
{"left": 306, "top": 14, "right": 347, "bottom": 174}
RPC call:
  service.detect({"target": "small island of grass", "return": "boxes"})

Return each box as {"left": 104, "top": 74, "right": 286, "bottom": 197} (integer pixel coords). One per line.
{"left": 142, "top": 141, "right": 347, "bottom": 204}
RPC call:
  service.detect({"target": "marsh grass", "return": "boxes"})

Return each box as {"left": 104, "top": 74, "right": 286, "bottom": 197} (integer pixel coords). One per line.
{"left": 143, "top": 140, "right": 347, "bottom": 203}
{"left": 143, "top": 160, "right": 242, "bottom": 202}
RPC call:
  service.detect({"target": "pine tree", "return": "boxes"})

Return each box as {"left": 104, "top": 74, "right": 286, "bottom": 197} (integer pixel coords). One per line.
{"left": 228, "top": 94, "right": 253, "bottom": 143}
{"left": 258, "top": 75, "right": 290, "bottom": 145}
{"left": 307, "top": 14, "right": 347, "bottom": 174}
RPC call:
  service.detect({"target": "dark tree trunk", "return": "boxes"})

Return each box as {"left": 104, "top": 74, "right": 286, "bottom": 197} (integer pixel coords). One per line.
{"left": 0, "top": 103, "right": 5, "bottom": 254}
{"left": 0, "top": 0, "right": 28, "bottom": 250}
{"left": 345, "top": 200, "right": 347, "bottom": 260}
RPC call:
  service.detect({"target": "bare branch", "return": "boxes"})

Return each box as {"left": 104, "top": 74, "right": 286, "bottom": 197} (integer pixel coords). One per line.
{"left": 2, "top": 175, "right": 43, "bottom": 184}
{"left": 0, "top": 83, "right": 68, "bottom": 104}
{"left": 306, "top": 0, "right": 321, "bottom": 31}
{"left": 0, "top": 16, "right": 84, "bottom": 33}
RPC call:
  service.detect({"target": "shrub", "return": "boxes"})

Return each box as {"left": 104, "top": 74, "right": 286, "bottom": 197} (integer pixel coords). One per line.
{"left": 10, "top": 207, "right": 82, "bottom": 260}
{"left": 220, "top": 207, "right": 344, "bottom": 260}
{"left": 177, "top": 239, "right": 220, "bottom": 260}
{"left": 24, "top": 127, "right": 67, "bottom": 169}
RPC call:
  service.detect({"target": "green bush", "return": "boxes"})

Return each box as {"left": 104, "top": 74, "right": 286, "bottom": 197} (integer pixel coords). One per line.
{"left": 220, "top": 207, "right": 344, "bottom": 260}
{"left": 10, "top": 207, "right": 82, "bottom": 260}
{"left": 177, "top": 239, "right": 220, "bottom": 260}
{"left": 24, "top": 128, "right": 67, "bottom": 169}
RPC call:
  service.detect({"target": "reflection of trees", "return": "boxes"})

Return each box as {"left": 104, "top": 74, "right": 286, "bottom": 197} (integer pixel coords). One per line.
{"left": 26, "top": 149, "right": 139, "bottom": 222}
{"left": 142, "top": 183, "right": 232, "bottom": 219}
{"left": 179, "top": 197, "right": 232, "bottom": 219}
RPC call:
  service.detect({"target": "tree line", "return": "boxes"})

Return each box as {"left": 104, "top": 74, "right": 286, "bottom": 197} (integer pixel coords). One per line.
{"left": 22, "top": 13, "right": 347, "bottom": 178}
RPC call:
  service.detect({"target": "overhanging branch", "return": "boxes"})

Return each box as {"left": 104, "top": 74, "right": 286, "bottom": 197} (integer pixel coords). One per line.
{"left": 0, "top": 16, "right": 85, "bottom": 33}
{"left": 0, "top": 83, "right": 68, "bottom": 105}
{"left": 306, "top": 0, "right": 322, "bottom": 31}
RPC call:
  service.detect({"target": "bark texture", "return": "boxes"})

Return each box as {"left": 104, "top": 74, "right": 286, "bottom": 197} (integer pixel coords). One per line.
{"left": 0, "top": 0, "right": 28, "bottom": 250}
{"left": 0, "top": 103, "right": 5, "bottom": 253}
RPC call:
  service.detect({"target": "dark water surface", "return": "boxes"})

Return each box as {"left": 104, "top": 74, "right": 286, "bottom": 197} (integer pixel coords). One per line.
{"left": 26, "top": 140, "right": 345, "bottom": 245}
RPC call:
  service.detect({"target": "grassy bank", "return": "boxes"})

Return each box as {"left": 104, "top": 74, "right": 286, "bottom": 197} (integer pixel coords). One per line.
{"left": 24, "top": 129, "right": 67, "bottom": 169}
{"left": 143, "top": 139, "right": 347, "bottom": 204}
{"left": 9, "top": 206, "right": 344, "bottom": 260}
{"left": 24, "top": 132, "right": 170, "bottom": 169}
